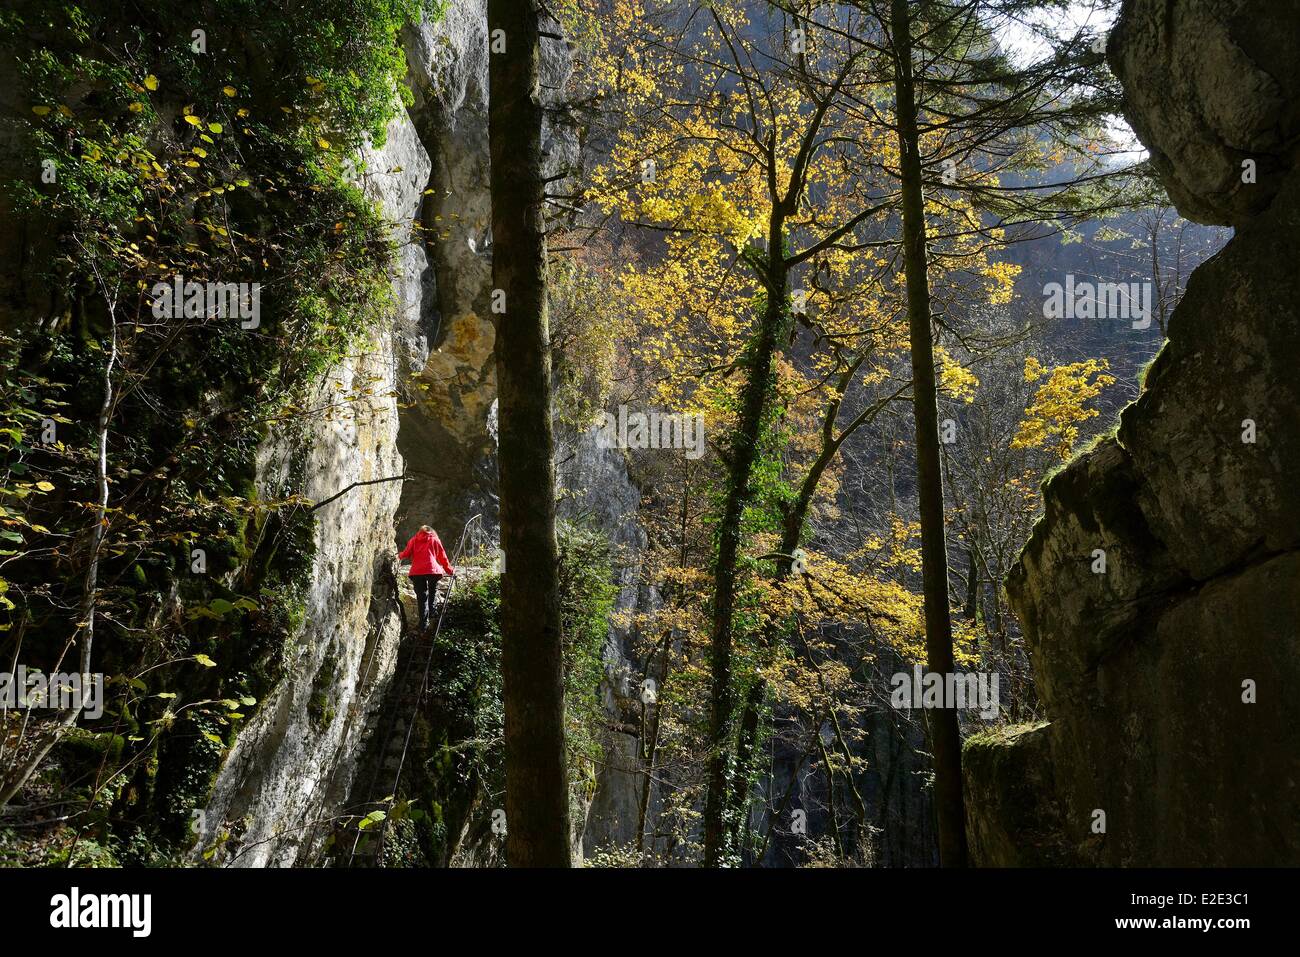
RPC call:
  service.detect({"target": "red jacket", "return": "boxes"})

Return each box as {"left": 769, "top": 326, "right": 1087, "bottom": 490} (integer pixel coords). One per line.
{"left": 399, "top": 529, "right": 455, "bottom": 577}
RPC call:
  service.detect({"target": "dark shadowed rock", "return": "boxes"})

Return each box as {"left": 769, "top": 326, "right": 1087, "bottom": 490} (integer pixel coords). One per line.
{"left": 968, "top": 0, "right": 1300, "bottom": 866}
{"left": 1108, "top": 0, "right": 1300, "bottom": 226}
{"left": 963, "top": 722, "right": 1081, "bottom": 866}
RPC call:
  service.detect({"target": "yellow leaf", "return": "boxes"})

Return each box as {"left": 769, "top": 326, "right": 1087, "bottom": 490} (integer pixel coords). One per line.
{"left": 208, "top": 121, "right": 223, "bottom": 133}
{"left": 31, "top": 105, "right": 51, "bottom": 116}
{"left": 184, "top": 114, "right": 202, "bottom": 126}
{"left": 222, "top": 85, "right": 237, "bottom": 97}
{"left": 316, "top": 137, "right": 331, "bottom": 150}
{"left": 128, "top": 102, "right": 145, "bottom": 113}
{"left": 144, "top": 75, "right": 159, "bottom": 91}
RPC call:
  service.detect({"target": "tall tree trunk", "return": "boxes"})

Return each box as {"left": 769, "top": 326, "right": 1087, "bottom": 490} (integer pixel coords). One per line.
{"left": 724, "top": 677, "right": 764, "bottom": 857}
{"left": 890, "top": 0, "right": 968, "bottom": 868}
{"left": 963, "top": 543, "right": 979, "bottom": 621}
{"left": 702, "top": 223, "right": 786, "bottom": 867}
{"left": 487, "top": 0, "right": 571, "bottom": 867}
{"left": 723, "top": 365, "right": 905, "bottom": 855}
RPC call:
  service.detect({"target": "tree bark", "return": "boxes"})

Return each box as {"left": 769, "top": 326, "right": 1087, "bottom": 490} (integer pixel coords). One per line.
{"left": 723, "top": 365, "right": 907, "bottom": 855}
{"left": 698, "top": 21, "right": 864, "bottom": 868}
{"left": 487, "top": 0, "right": 571, "bottom": 867}
{"left": 702, "top": 224, "right": 786, "bottom": 867}
{"left": 963, "top": 543, "right": 979, "bottom": 621}
{"left": 890, "top": 0, "right": 968, "bottom": 868}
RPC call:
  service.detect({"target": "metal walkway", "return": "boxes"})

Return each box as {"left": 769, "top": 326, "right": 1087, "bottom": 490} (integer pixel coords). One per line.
{"left": 344, "top": 515, "right": 483, "bottom": 867}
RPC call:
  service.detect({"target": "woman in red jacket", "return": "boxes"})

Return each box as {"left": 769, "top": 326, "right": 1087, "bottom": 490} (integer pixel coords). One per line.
{"left": 398, "top": 525, "right": 455, "bottom": 630}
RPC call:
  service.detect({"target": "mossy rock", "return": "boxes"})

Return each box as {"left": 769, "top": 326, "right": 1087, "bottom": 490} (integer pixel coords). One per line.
{"left": 963, "top": 721, "right": 1081, "bottom": 867}
{"left": 58, "top": 727, "right": 127, "bottom": 764}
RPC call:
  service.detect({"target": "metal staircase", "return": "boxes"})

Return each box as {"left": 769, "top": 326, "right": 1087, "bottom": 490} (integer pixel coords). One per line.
{"left": 343, "top": 516, "right": 482, "bottom": 867}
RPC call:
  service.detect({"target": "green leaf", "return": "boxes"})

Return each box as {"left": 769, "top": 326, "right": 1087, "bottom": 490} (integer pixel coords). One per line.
{"left": 193, "top": 654, "right": 217, "bottom": 668}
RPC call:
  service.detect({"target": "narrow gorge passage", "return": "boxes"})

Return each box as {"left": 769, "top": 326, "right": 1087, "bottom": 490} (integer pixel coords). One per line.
{"left": 0, "top": 0, "right": 1294, "bottom": 933}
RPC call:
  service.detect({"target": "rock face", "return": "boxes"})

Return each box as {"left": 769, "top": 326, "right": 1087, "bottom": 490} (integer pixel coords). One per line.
{"left": 395, "top": 6, "right": 499, "bottom": 538}
{"left": 962, "top": 723, "right": 1077, "bottom": 867}
{"left": 966, "top": 0, "right": 1300, "bottom": 865}
{"left": 1108, "top": 0, "right": 1300, "bottom": 226}
{"left": 198, "top": 5, "right": 639, "bottom": 865}
{"left": 396, "top": 1, "right": 577, "bottom": 542}
{"left": 559, "top": 426, "right": 662, "bottom": 855}
{"left": 193, "top": 108, "right": 429, "bottom": 867}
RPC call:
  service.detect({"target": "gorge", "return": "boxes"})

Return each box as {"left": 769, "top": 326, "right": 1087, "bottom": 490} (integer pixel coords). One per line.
{"left": 0, "top": 0, "right": 1294, "bottom": 875}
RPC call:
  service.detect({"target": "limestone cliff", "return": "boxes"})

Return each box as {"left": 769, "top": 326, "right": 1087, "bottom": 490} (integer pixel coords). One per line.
{"left": 196, "top": 3, "right": 641, "bottom": 865}
{"left": 396, "top": 1, "right": 577, "bottom": 540}
{"left": 192, "top": 107, "right": 428, "bottom": 867}
{"left": 966, "top": 0, "right": 1300, "bottom": 866}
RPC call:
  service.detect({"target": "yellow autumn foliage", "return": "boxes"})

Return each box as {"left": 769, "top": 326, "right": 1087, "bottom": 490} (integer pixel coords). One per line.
{"left": 1012, "top": 357, "right": 1117, "bottom": 459}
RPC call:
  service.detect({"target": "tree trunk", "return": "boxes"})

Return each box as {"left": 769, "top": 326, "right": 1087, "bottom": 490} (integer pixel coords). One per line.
{"left": 487, "top": 0, "right": 571, "bottom": 867}
{"left": 724, "top": 677, "right": 764, "bottom": 858}
{"left": 724, "top": 363, "right": 905, "bottom": 856}
{"left": 702, "top": 224, "right": 786, "bottom": 867}
{"left": 963, "top": 543, "right": 979, "bottom": 621}
{"left": 890, "top": 0, "right": 968, "bottom": 868}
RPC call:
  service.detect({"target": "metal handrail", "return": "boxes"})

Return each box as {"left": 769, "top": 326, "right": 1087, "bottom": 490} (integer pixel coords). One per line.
{"left": 345, "top": 514, "right": 482, "bottom": 866}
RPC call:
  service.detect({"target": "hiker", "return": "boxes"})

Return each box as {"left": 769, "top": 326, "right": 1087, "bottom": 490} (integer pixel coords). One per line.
{"left": 398, "top": 524, "right": 455, "bottom": 630}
